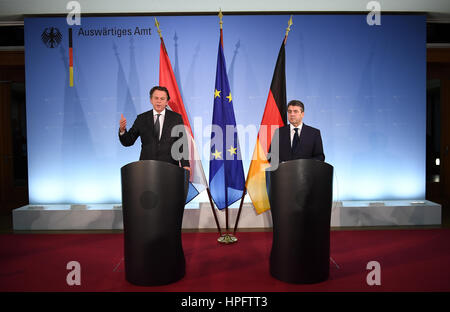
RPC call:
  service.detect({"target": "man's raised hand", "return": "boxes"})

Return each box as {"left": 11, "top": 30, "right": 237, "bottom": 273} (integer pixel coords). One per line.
{"left": 119, "top": 114, "right": 127, "bottom": 133}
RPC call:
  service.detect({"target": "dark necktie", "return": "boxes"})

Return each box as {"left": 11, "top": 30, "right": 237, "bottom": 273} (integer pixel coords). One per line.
{"left": 154, "top": 114, "right": 161, "bottom": 140}
{"left": 292, "top": 128, "right": 299, "bottom": 152}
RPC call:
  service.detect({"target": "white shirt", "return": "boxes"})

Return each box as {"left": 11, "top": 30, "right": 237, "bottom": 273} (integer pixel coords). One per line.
{"left": 153, "top": 109, "right": 166, "bottom": 140}
{"left": 290, "top": 122, "right": 303, "bottom": 147}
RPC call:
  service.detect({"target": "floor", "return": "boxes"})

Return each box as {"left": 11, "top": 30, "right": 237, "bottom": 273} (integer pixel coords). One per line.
{"left": 2, "top": 230, "right": 450, "bottom": 292}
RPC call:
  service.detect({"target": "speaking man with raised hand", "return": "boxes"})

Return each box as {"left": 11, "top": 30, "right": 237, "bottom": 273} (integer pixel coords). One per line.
{"left": 119, "top": 85, "right": 190, "bottom": 172}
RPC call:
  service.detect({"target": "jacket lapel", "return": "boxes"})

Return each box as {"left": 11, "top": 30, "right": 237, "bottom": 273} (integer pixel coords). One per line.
{"left": 147, "top": 109, "right": 155, "bottom": 138}
{"left": 297, "top": 123, "right": 308, "bottom": 154}
{"left": 280, "top": 125, "right": 291, "bottom": 158}
{"left": 160, "top": 110, "right": 171, "bottom": 142}
{"left": 298, "top": 123, "right": 306, "bottom": 144}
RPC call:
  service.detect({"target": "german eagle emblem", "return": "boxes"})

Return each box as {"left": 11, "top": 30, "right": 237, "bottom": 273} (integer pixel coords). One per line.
{"left": 41, "top": 27, "right": 62, "bottom": 48}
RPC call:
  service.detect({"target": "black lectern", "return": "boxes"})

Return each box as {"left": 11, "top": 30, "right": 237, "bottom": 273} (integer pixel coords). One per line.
{"left": 268, "top": 159, "right": 333, "bottom": 284}
{"left": 121, "top": 160, "right": 189, "bottom": 286}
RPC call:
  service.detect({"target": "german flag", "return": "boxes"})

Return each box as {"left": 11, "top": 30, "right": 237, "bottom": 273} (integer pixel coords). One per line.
{"left": 69, "top": 28, "right": 73, "bottom": 87}
{"left": 246, "top": 40, "right": 287, "bottom": 214}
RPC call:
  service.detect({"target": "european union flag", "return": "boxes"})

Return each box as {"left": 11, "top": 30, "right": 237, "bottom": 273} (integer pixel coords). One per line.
{"left": 209, "top": 37, "right": 245, "bottom": 210}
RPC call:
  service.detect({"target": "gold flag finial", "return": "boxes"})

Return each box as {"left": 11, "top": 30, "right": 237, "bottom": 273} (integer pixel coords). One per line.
{"left": 154, "top": 17, "right": 162, "bottom": 38}
{"left": 284, "top": 15, "right": 293, "bottom": 44}
{"left": 219, "top": 9, "right": 223, "bottom": 29}
{"left": 285, "top": 15, "right": 293, "bottom": 37}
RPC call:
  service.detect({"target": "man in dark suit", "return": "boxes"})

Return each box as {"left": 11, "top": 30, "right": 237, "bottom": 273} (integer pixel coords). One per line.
{"left": 269, "top": 100, "right": 324, "bottom": 165}
{"left": 118, "top": 86, "right": 190, "bottom": 171}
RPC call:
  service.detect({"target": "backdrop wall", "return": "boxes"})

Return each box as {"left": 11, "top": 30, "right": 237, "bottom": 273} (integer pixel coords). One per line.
{"left": 24, "top": 14, "right": 426, "bottom": 205}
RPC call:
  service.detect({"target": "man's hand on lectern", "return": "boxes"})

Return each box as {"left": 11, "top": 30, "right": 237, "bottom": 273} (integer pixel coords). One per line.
{"left": 119, "top": 114, "right": 127, "bottom": 133}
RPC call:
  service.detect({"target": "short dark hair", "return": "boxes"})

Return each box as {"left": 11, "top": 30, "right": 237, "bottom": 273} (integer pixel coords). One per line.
{"left": 288, "top": 100, "right": 304, "bottom": 112}
{"left": 150, "top": 86, "right": 170, "bottom": 100}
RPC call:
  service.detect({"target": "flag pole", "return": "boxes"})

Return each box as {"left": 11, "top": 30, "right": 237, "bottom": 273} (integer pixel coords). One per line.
{"left": 155, "top": 17, "right": 223, "bottom": 236}
{"left": 232, "top": 15, "right": 293, "bottom": 236}
{"left": 206, "top": 188, "right": 223, "bottom": 236}
{"left": 216, "top": 9, "right": 237, "bottom": 244}
{"left": 232, "top": 187, "right": 246, "bottom": 235}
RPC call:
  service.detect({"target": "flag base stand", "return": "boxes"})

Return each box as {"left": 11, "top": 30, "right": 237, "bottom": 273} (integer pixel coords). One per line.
{"left": 217, "top": 233, "right": 238, "bottom": 244}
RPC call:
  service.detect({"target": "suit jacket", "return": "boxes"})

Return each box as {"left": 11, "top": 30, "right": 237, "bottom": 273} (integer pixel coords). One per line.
{"left": 269, "top": 123, "right": 325, "bottom": 163}
{"left": 119, "top": 109, "right": 190, "bottom": 167}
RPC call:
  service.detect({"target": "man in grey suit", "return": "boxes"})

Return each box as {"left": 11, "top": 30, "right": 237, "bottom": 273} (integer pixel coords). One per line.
{"left": 119, "top": 86, "right": 190, "bottom": 171}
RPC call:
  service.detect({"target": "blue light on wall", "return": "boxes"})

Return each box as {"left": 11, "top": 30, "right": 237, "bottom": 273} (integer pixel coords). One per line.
{"left": 24, "top": 14, "right": 426, "bottom": 204}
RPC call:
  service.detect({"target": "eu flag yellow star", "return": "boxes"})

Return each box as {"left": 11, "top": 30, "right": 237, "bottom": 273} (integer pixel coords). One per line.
{"left": 226, "top": 92, "right": 232, "bottom": 102}
{"left": 214, "top": 89, "right": 221, "bottom": 98}
{"left": 227, "top": 146, "right": 237, "bottom": 156}
{"left": 212, "top": 149, "right": 222, "bottom": 160}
